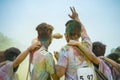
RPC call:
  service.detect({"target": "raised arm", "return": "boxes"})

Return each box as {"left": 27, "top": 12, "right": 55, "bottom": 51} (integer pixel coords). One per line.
{"left": 68, "top": 7, "right": 92, "bottom": 50}
{"left": 13, "top": 41, "right": 41, "bottom": 68}
{"left": 68, "top": 7, "right": 80, "bottom": 22}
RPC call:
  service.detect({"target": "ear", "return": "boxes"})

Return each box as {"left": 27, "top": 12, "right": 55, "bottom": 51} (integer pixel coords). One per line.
{"left": 65, "top": 34, "right": 70, "bottom": 43}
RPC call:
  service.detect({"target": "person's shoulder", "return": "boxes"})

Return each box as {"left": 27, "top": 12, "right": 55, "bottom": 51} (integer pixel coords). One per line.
{"left": 81, "top": 41, "right": 92, "bottom": 49}
{"left": 0, "top": 60, "right": 12, "bottom": 67}
{"left": 81, "top": 41, "right": 88, "bottom": 46}
{"left": 44, "top": 51, "right": 53, "bottom": 58}
{"left": 61, "top": 45, "right": 70, "bottom": 51}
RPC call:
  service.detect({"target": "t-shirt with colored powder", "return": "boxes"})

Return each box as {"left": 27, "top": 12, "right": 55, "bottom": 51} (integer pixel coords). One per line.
{"left": 57, "top": 33, "right": 97, "bottom": 80}
{"left": 31, "top": 46, "right": 55, "bottom": 80}
{"left": 98, "top": 58, "right": 113, "bottom": 80}
{"left": 0, "top": 61, "right": 18, "bottom": 80}
{"left": 57, "top": 41, "right": 97, "bottom": 80}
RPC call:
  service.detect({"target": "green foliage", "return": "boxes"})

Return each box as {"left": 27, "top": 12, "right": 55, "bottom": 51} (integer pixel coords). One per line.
{"left": 0, "top": 32, "right": 13, "bottom": 51}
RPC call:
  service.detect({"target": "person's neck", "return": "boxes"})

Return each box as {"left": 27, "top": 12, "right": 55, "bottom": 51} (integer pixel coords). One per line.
{"left": 42, "top": 45, "right": 48, "bottom": 50}
{"left": 41, "top": 42, "right": 49, "bottom": 50}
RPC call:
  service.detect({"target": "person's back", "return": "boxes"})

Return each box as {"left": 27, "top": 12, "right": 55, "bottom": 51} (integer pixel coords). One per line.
{"left": 56, "top": 7, "right": 115, "bottom": 80}
{"left": 0, "top": 47, "right": 21, "bottom": 80}
{"left": 92, "top": 42, "right": 120, "bottom": 80}
{"left": 32, "top": 46, "right": 55, "bottom": 80}
{"left": 31, "top": 23, "right": 58, "bottom": 80}
{"left": 106, "top": 46, "right": 120, "bottom": 80}
{"left": 0, "top": 40, "right": 40, "bottom": 80}
{"left": 59, "top": 43, "right": 95, "bottom": 80}
{"left": 0, "top": 61, "right": 19, "bottom": 80}
{"left": 56, "top": 16, "right": 96, "bottom": 80}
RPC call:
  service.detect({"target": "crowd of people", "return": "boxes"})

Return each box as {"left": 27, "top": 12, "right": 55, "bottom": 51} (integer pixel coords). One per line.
{"left": 0, "top": 7, "right": 120, "bottom": 80}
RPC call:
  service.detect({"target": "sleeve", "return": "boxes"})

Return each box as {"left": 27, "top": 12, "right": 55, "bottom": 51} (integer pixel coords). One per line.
{"left": 57, "top": 48, "right": 68, "bottom": 68}
{"left": 0, "top": 61, "right": 14, "bottom": 79}
{"left": 81, "top": 34, "right": 92, "bottom": 51}
{"left": 46, "top": 53, "right": 55, "bottom": 74}
{"left": 98, "top": 58, "right": 113, "bottom": 80}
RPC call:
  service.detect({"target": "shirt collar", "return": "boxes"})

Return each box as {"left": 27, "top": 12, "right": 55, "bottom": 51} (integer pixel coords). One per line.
{"left": 40, "top": 46, "right": 47, "bottom": 51}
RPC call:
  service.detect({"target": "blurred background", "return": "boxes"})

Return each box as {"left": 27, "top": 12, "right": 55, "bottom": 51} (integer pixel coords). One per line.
{"left": 0, "top": 0, "right": 120, "bottom": 79}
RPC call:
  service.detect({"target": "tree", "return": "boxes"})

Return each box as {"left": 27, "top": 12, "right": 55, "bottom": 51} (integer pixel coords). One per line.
{"left": 0, "top": 32, "right": 13, "bottom": 51}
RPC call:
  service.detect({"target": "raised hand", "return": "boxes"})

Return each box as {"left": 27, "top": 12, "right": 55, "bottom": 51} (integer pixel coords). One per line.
{"left": 68, "top": 6, "right": 79, "bottom": 20}
{"left": 28, "top": 41, "right": 41, "bottom": 53}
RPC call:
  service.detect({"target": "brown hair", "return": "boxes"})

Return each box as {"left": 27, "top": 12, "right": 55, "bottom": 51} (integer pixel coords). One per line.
{"left": 36, "top": 23, "right": 54, "bottom": 42}
{"left": 92, "top": 41, "right": 106, "bottom": 57}
{"left": 4, "top": 47, "right": 21, "bottom": 61}
{"left": 65, "top": 20, "right": 81, "bottom": 40}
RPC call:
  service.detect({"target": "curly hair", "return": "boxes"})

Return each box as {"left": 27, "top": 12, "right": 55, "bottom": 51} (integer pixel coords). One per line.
{"left": 36, "top": 23, "right": 54, "bottom": 42}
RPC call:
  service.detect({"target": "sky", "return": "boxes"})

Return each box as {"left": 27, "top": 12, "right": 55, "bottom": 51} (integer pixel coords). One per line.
{"left": 0, "top": 0, "right": 120, "bottom": 56}
{"left": 0, "top": 0, "right": 120, "bottom": 80}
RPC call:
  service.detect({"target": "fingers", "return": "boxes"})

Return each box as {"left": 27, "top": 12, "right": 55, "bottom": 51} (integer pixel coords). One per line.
{"left": 34, "top": 42, "right": 41, "bottom": 49}
{"left": 69, "top": 7, "right": 73, "bottom": 18}
{"left": 68, "top": 14, "right": 71, "bottom": 17}
{"left": 73, "top": 6, "right": 76, "bottom": 13}
{"left": 68, "top": 14, "right": 72, "bottom": 18}
{"left": 67, "top": 40, "right": 79, "bottom": 46}
{"left": 54, "top": 51, "right": 59, "bottom": 61}
{"left": 70, "top": 6, "right": 76, "bottom": 13}
{"left": 69, "top": 6, "right": 78, "bottom": 19}
{"left": 70, "top": 7, "right": 73, "bottom": 13}
{"left": 29, "top": 41, "right": 41, "bottom": 52}
{"left": 35, "top": 45, "right": 40, "bottom": 50}
{"left": 54, "top": 51, "right": 59, "bottom": 54}
{"left": 37, "top": 41, "right": 41, "bottom": 46}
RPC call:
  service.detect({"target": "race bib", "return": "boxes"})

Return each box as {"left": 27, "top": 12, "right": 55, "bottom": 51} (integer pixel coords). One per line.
{"left": 77, "top": 67, "right": 95, "bottom": 80}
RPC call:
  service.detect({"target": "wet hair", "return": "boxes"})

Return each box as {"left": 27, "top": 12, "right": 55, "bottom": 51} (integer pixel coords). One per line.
{"left": 92, "top": 41, "right": 106, "bottom": 57}
{"left": 65, "top": 20, "right": 81, "bottom": 40}
{"left": 4, "top": 47, "right": 21, "bottom": 72}
{"left": 36, "top": 23, "right": 54, "bottom": 42}
{"left": 107, "top": 53, "right": 120, "bottom": 64}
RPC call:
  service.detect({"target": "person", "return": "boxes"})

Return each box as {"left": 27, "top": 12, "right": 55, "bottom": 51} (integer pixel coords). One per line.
{"left": 69, "top": 35, "right": 120, "bottom": 80}
{"left": 92, "top": 41, "right": 120, "bottom": 69}
{"left": 107, "top": 53, "right": 120, "bottom": 64}
{"left": 0, "top": 41, "right": 40, "bottom": 80}
{"left": 92, "top": 41, "right": 106, "bottom": 57}
{"left": 68, "top": 41, "right": 115, "bottom": 80}
{"left": 56, "top": 7, "right": 98, "bottom": 80}
{"left": 114, "top": 46, "right": 120, "bottom": 53}
{"left": 26, "top": 33, "right": 63, "bottom": 80}
{"left": 56, "top": 7, "right": 114, "bottom": 80}
{"left": 31, "top": 23, "right": 59, "bottom": 80}
{"left": 106, "top": 46, "right": 120, "bottom": 80}
{"left": 0, "top": 51, "right": 5, "bottom": 63}
{"left": 92, "top": 42, "right": 120, "bottom": 79}
{"left": 107, "top": 46, "right": 120, "bottom": 64}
